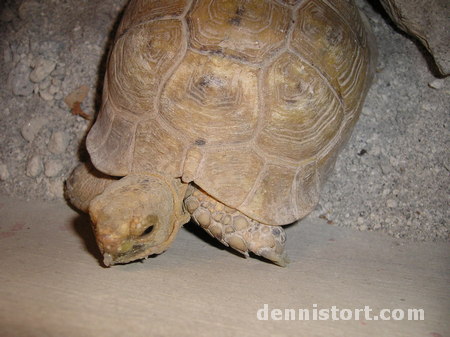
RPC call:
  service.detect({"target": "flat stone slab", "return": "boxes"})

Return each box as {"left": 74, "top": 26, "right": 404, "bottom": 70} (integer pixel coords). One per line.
{"left": 0, "top": 195, "right": 448, "bottom": 337}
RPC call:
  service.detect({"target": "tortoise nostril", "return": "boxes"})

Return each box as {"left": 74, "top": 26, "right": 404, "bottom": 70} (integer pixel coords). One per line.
{"left": 140, "top": 225, "right": 154, "bottom": 236}
{"left": 139, "top": 214, "right": 158, "bottom": 237}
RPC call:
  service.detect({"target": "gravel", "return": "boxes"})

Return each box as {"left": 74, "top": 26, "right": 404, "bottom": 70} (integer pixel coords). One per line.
{"left": 0, "top": 0, "right": 448, "bottom": 242}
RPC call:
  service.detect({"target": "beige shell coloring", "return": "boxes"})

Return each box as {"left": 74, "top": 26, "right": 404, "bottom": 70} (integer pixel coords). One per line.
{"left": 87, "top": 0, "right": 375, "bottom": 226}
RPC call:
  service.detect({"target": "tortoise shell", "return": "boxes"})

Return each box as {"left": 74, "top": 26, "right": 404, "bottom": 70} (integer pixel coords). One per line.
{"left": 86, "top": 0, "right": 376, "bottom": 226}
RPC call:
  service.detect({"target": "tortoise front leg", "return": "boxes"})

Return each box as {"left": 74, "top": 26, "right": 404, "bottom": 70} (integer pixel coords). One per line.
{"left": 184, "top": 186, "right": 289, "bottom": 267}
{"left": 65, "top": 162, "right": 117, "bottom": 213}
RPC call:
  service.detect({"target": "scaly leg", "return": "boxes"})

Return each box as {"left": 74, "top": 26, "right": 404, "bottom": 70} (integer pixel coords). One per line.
{"left": 184, "top": 186, "right": 289, "bottom": 266}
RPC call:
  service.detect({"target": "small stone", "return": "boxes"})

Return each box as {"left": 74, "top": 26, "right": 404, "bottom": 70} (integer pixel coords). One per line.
{"left": 379, "top": 159, "right": 392, "bottom": 175}
{"left": 47, "top": 178, "right": 65, "bottom": 199}
{"left": 0, "top": 164, "right": 10, "bottom": 180}
{"left": 0, "top": 7, "right": 15, "bottom": 22}
{"left": 29, "top": 58, "right": 56, "bottom": 83}
{"left": 3, "top": 42, "right": 12, "bottom": 64}
{"left": 39, "top": 89, "right": 54, "bottom": 101}
{"left": 443, "top": 156, "right": 450, "bottom": 172}
{"left": 44, "top": 159, "right": 63, "bottom": 177}
{"left": 359, "top": 224, "right": 368, "bottom": 231}
{"left": 428, "top": 79, "right": 445, "bottom": 90}
{"left": 361, "top": 107, "right": 372, "bottom": 116}
{"left": 26, "top": 155, "right": 43, "bottom": 177}
{"left": 48, "top": 131, "right": 68, "bottom": 154}
{"left": 54, "top": 91, "right": 64, "bottom": 100}
{"left": 51, "top": 63, "right": 66, "bottom": 77}
{"left": 373, "top": 223, "right": 381, "bottom": 230}
{"left": 18, "top": 0, "right": 40, "bottom": 20}
{"left": 422, "top": 102, "right": 437, "bottom": 112}
{"left": 8, "top": 61, "right": 34, "bottom": 96}
{"left": 48, "top": 84, "right": 59, "bottom": 95}
{"left": 389, "top": 157, "right": 398, "bottom": 166}
{"left": 386, "top": 199, "right": 397, "bottom": 208}
{"left": 51, "top": 78, "right": 61, "bottom": 86}
{"left": 21, "top": 116, "right": 47, "bottom": 142}
{"left": 371, "top": 146, "right": 381, "bottom": 156}
{"left": 39, "top": 78, "right": 51, "bottom": 90}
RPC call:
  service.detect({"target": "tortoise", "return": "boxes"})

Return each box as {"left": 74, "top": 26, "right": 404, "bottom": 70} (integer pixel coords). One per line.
{"left": 66, "top": 0, "right": 376, "bottom": 267}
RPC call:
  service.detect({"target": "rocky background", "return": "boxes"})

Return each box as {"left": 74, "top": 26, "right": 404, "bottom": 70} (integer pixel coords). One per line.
{"left": 0, "top": 0, "right": 448, "bottom": 242}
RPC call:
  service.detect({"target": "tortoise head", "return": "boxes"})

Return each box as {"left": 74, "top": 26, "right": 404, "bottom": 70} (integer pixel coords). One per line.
{"left": 88, "top": 174, "right": 190, "bottom": 266}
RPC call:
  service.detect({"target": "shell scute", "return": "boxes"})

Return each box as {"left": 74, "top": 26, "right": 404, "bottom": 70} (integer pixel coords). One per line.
{"left": 88, "top": 0, "right": 375, "bottom": 225}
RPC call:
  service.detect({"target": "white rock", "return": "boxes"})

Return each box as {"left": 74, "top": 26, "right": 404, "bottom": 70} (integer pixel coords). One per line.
{"left": 3, "top": 42, "right": 12, "bottom": 64}
{"left": 48, "top": 131, "right": 68, "bottom": 154}
{"left": 359, "top": 224, "right": 368, "bottom": 231}
{"left": 371, "top": 146, "right": 381, "bottom": 156}
{"left": 54, "top": 91, "right": 63, "bottom": 100}
{"left": 39, "top": 78, "right": 51, "bottom": 90}
{"left": 21, "top": 116, "right": 47, "bottom": 142}
{"left": 18, "top": 0, "right": 40, "bottom": 20}
{"left": 44, "top": 159, "right": 63, "bottom": 177}
{"left": 373, "top": 223, "right": 381, "bottom": 230}
{"left": 389, "top": 157, "right": 398, "bottom": 166}
{"left": 8, "top": 61, "right": 34, "bottom": 96}
{"left": 428, "top": 79, "right": 445, "bottom": 90}
{"left": 422, "top": 102, "right": 437, "bottom": 112}
{"left": 48, "top": 84, "right": 59, "bottom": 95}
{"left": 0, "top": 7, "right": 15, "bottom": 22}
{"left": 386, "top": 199, "right": 398, "bottom": 208}
{"left": 47, "top": 178, "right": 65, "bottom": 199}
{"left": 26, "top": 155, "right": 43, "bottom": 177}
{"left": 39, "top": 89, "right": 54, "bottom": 101}
{"left": 29, "top": 58, "right": 56, "bottom": 83}
{"left": 0, "top": 164, "right": 10, "bottom": 180}
{"left": 51, "top": 78, "right": 61, "bottom": 86}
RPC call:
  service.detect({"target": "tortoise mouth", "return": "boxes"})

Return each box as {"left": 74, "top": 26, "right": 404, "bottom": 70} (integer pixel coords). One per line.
{"left": 96, "top": 229, "right": 156, "bottom": 266}
{"left": 101, "top": 243, "right": 148, "bottom": 266}
{"left": 95, "top": 223, "right": 166, "bottom": 267}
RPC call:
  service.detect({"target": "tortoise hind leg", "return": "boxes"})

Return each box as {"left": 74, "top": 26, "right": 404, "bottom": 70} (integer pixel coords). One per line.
{"left": 184, "top": 187, "right": 289, "bottom": 267}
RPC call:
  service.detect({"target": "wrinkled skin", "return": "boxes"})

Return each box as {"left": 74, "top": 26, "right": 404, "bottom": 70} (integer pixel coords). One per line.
{"left": 67, "top": 164, "right": 190, "bottom": 266}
